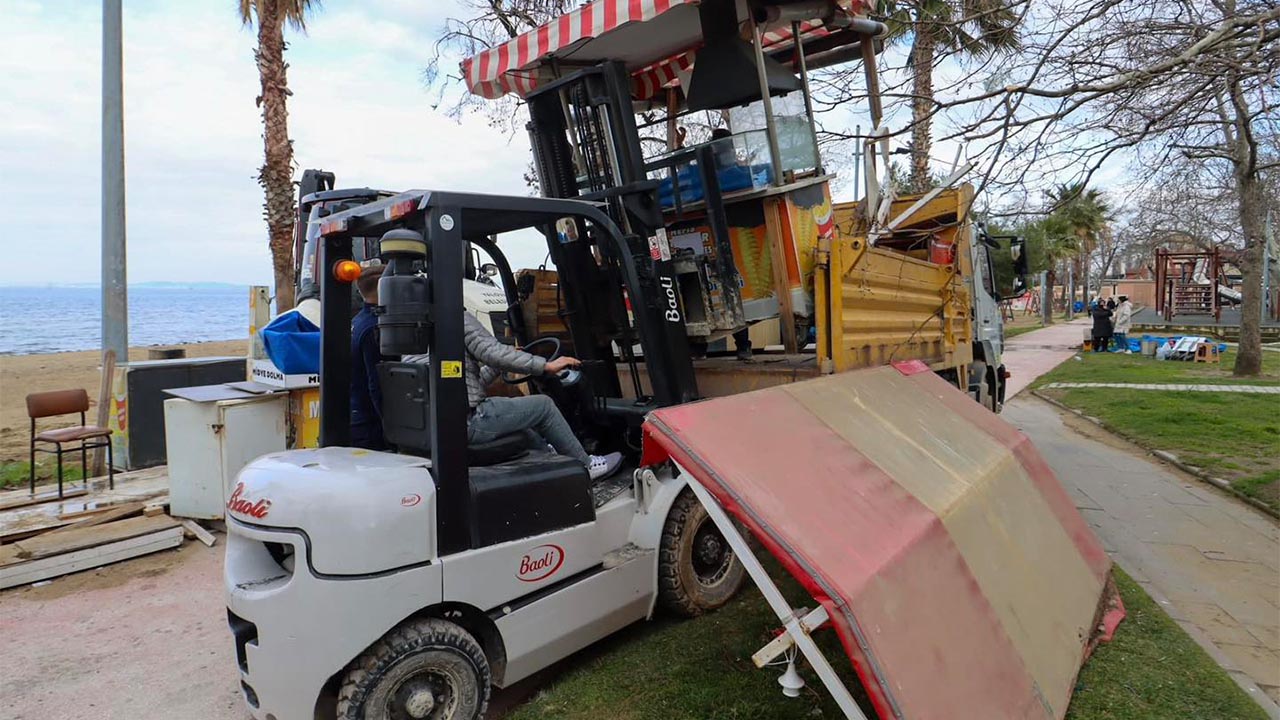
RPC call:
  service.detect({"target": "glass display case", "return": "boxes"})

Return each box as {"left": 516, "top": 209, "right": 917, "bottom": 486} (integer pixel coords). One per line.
{"left": 648, "top": 130, "right": 775, "bottom": 210}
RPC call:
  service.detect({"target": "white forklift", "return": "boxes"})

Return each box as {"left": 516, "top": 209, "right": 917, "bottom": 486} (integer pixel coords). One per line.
{"left": 225, "top": 191, "right": 748, "bottom": 720}
{"left": 225, "top": 1, "right": 1100, "bottom": 717}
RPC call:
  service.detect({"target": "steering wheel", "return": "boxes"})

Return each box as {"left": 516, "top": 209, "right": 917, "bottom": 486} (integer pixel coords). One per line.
{"left": 502, "top": 336, "right": 562, "bottom": 385}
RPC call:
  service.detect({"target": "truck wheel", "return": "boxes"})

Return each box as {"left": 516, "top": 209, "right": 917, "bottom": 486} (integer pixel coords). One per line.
{"left": 658, "top": 488, "right": 745, "bottom": 617}
{"left": 971, "top": 361, "right": 991, "bottom": 409}
{"left": 987, "top": 365, "right": 1003, "bottom": 413}
{"left": 337, "top": 618, "right": 490, "bottom": 720}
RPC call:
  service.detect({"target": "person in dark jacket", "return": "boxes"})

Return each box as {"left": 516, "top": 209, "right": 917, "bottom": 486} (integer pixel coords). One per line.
{"left": 351, "top": 265, "right": 391, "bottom": 449}
{"left": 1090, "top": 301, "right": 1114, "bottom": 353}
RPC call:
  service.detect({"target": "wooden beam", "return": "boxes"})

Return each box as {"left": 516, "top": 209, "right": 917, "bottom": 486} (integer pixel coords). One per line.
{"left": 1, "top": 514, "right": 179, "bottom": 565}
{"left": 0, "top": 488, "right": 88, "bottom": 513}
{"left": 90, "top": 349, "right": 117, "bottom": 476}
{"left": 52, "top": 502, "right": 144, "bottom": 534}
{"left": 181, "top": 520, "right": 217, "bottom": 547}
{"left": 0, "top": 527, "right": 183, "bottom": 589}
{"left": 763, "top": 198, "right": 800, "bottom": 353}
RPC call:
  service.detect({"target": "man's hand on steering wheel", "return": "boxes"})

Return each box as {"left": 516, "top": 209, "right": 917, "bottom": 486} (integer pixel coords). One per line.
{"left": 544, "top": 356, "right": 581, "bottom": 375}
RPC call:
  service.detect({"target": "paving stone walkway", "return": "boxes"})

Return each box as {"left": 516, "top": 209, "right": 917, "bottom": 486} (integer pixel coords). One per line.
{"left": 1007, "top": 398, "right": 1280, "bottom": 715}
{"left": 1043, "top": 382, "right": 1280, "bottom": 394}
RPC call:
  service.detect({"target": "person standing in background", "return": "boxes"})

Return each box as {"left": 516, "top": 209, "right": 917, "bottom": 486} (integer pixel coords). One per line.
{"left": 1090, "top": 300, "right": 1114, "bottom": 353}
{"left": 351, "top": 265, "right": 390, "bottom": 450}
{"left": 1105, "top": 298, "right": 1118, "bottom": 351}
{"left": 1112, "top": 295, "right": 1133, "bottom": 353}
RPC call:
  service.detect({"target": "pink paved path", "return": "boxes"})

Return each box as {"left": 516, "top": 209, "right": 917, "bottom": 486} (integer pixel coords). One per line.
{"left": 1003, "top": 318, "right": 1091, "bottom": 399}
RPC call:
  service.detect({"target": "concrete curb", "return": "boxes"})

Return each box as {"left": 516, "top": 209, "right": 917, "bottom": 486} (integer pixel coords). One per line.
{"left": 1029, "top": 390, "right": 1280, "bottom": 521}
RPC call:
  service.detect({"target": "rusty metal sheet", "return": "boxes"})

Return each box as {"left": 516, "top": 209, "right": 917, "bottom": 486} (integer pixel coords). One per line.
{"left": 643, "top": 363, "right": 1117, "bottom": 719}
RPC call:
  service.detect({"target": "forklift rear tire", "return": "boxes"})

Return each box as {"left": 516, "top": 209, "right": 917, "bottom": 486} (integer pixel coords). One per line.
{"left": 658, "top": 488, "right": 746, "bottom": 617}
{"left": 337, "top": 618, "right": 490, "bottom": 720}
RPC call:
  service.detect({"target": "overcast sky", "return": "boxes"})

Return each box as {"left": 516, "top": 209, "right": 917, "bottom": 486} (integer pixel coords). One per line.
{"left": 0, "top": 0, "right": 546, "bottom": 287}
{"left": 0, "top": 0, "right": 1128, "bottom": 289}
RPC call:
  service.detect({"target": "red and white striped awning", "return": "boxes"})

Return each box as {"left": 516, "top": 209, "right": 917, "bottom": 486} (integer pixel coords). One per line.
{"left": 460, "top": 0, "right": 867, "bottom": 102}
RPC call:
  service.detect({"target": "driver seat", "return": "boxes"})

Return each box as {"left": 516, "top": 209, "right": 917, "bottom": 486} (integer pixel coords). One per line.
{"left": 378, "top": 362, "right": 527, "bottom": 466}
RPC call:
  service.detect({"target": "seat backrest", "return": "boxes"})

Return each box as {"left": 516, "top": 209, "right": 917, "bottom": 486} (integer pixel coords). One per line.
{"left": 378, "top": 362, "right": 432, "bottom": 454}
{"left": 27, "top": 389, "right": 90, "bottom": 420}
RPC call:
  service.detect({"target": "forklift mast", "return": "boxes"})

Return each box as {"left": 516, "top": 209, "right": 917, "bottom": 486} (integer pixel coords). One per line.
{"left": 525, "top": 62, "right": 699, "bottom": 407}
{"left": 315, "top": 191, "right": 699, "bottom": 552}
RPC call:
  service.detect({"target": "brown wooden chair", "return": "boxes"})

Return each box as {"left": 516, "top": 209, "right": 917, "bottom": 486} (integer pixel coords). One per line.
{"left": 27, "top": 389, "right": 114, "bottom": 498}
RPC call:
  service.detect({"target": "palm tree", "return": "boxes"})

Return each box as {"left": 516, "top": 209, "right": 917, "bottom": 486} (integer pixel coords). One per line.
{"left": 1047, "top": 182, "right": 1110, "bottom": 309}
{"left": 238, "top": 0, "right": 317, "bottom": 313}
{"left": 879, "top": 0, "right": 1021, "bottom": 193}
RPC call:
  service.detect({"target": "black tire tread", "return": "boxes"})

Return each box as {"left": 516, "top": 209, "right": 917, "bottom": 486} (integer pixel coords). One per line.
{"left": 657, "top": 488, "right": 744, "bottom": 617}
{"left": 336, "top": 617, "right": 490, "bottom": 720}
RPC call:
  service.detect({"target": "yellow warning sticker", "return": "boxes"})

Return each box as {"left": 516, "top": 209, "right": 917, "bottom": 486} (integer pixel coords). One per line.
{"left": 440, "top": 360, "right": 463, "bottom": 378}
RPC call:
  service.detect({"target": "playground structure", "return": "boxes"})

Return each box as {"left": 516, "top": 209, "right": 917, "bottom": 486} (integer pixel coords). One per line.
{"left": 1154, "top": 247, "right": 1240, "bottom": 322}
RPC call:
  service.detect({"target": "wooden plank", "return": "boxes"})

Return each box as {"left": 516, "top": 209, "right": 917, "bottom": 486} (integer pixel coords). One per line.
{"left": 0, "top": 524, "right": 70, "bottom": 545}
{"left": 1, "top": 515, "right": 180, "bottom": 565}
{"left": 51, "top": 502, "right": 144, "bottom": 534}
{"left": 90, "top": 348, "right": 117, "bottom": 476}
{"left": 59, "top": 502, "right": 131, "bottom": 522}
{"left": 763, "top": 197, "right": 800, "bottom": 353}
{"left": 181, "top": 519, "right": 217, "bottom": 547}
{"left": 0, "top": 527, "right": 184, "bottom": 589}
{"left": 0, "top": 488, "right": 88, "bottom": 513}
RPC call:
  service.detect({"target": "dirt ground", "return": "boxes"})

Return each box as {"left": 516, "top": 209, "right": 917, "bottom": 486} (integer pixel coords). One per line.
{"left": 0, "top": 534, "right": 549, "bottom": 719}
{"left": 0, "top": 542, "right": 246, "bottom": 720}
{"left": 0, "top": 340, "right": 248, "bottom": 463}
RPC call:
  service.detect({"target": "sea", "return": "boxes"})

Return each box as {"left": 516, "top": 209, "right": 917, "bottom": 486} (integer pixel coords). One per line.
{"left": 0, "top": 285, "right": 254, "bottom": 355}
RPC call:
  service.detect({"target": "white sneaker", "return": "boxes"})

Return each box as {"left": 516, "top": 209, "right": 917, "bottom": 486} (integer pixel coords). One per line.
{"left": 588, "top": 452, "right": 623, "bottom": 481}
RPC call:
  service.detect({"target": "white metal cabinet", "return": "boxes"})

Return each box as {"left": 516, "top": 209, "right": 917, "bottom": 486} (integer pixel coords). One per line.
{"left": 165, "top": 394, "right": 287, "bottom": 519}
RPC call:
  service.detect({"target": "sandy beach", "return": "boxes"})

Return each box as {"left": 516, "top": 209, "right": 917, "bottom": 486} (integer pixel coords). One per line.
{"left": 0, "top": 339, "right": 249, "bottom": 464}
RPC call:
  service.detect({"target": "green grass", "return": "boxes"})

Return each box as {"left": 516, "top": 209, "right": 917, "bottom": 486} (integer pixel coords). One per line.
{"left": 1005, "top": 323, "right": 1047, "bottom": 339}
{"left": 1030, "top": 349, "right": 1280, "bottom": 388}
{"left": 509, "top": 557, "right": 869, "bottom": 720}
{"left": 0, "top": 460, "right": 86, "bottom": 491}
{"left": 1033, "top": 352, "right": 1280, "bottom": 511}
{"left": 1066, "top": 568, "right": 1268, "bottom": 720}
{"left": 508, "top": 561, "right": 1265, "bottom": 720}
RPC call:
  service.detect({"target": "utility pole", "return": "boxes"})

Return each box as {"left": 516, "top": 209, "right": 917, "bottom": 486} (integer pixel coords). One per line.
{"left": 102, "top": 0, "right": 128, "bottom": 361}
{"left": 1066, "top": 267, "right": 1075, "bottom": 320}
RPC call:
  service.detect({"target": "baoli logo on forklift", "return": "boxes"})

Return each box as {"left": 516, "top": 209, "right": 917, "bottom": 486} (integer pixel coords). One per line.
{"left": 659, "top": 276, "right": 681, "bottom": 323}
{"left": 226, "top": 482, "right": 272, "bottom": 519}
{"left": 516, "top": 543, "right": 564, "bottom": 582}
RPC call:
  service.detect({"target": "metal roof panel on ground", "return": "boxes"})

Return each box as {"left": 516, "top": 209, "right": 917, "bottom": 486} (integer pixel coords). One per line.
{"left": 643, "top": 363, "right": 1118, "bottom": 719}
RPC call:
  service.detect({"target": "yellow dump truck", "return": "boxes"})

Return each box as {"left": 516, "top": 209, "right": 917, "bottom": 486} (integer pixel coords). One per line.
{"left": 528, "top": 182, "right": 1022, "bottom": 413}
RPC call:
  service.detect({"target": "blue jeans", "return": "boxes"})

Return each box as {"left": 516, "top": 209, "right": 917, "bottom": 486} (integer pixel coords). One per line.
{"left": 468, "top": 395, "right": 590, "bottom": 466}
{"left": 1112, "top": 332, "right": 1127, "bottom": 351}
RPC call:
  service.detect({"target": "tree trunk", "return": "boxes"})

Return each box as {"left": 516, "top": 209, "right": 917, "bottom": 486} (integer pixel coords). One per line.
{"left": 1232, "top": 168, "right": 1265, "bottom": 376}
{"left": 255, "top": 0, "right": 297, "bottom": 313}
{"left": 908, "top": 25, "right": 935, "bottom": 194}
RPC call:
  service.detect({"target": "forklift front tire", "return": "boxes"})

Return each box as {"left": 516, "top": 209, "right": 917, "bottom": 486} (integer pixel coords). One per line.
{"left": 658, "top": 488, "right": 746, "bottom": 617}
{"left": 336, "top": 618, "right": 490, "bottom": 720}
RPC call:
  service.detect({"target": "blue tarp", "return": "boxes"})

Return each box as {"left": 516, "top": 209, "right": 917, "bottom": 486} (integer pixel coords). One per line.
{"left": 260, "top": 310, "right": 320, "bottom": 374}
{"left": 657, "top": 163, "right": 773, "bottom": 208}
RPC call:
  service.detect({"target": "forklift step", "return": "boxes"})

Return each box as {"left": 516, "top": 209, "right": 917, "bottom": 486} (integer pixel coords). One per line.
{"left": 602, "top": 542, "right": 652, "bottom": 570}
